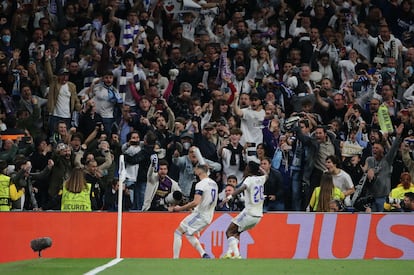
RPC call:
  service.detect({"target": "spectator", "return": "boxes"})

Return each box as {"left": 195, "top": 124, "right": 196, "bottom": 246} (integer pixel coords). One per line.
{"left": 393, "top": 192, "right": 414, "bottom": 212}
{"left": 233, "top": 92, "right": 265, "bottom": 159}
{"left": 219, "top": 127, "right": 245, "bottom": 184}
{"left": 29, "top": 137, "right": 53, "bottom": 208}
{"left": 325, "top": 155, "right": 355, "bottom": 207}
{"left": 143, "top": 158, "right": 181, "bottom": 211}
{"left": 45, "top": 49, "right": 81, "bottom": 135}
{"left": 0, "top": 160, "right": 12, "bottom": 211}
{"left": 172, "top": 145, "right": 221, "bottom": 199}
{"left": 193, "top": 121, "right": 219, "bottom": 162}
{"left": 363, "top": 124, "right": 404, "bottom": 212}
{"left": 112, "top": 52, "right": 147, "bottom": 111}
{"left": 46, "top": 143, "right": 74, "bottom": 210}
{"left": 121, "top": 131, "right": 141, "bottom": 208}
{"left": 260, "top": 157, "right": 285, "bottom": 211}
{"left": 310, "top": 125, "right": 342, "bottom": 203}
{"left": 84, "top": 159, "right": 103, "bottom": 211}
{"left": 10, "top": 157, "right": 54, "bottom": 211}
{"left": 87, "top": 71, "right": 123, "bottom": 135}
{"left": 124, "top": 131, "right": 157, "bottom": 210}
{"left": 290, "top": 119, "right": 318, "bottom": 210}
{"left": 309, "top": 172, "right": 345, "bottom": 212}
{"left": 384, "top": 172, "right": 414, "bottom": 211}
{"left": 102, "top": 178, "right": 131, "bottom": 212}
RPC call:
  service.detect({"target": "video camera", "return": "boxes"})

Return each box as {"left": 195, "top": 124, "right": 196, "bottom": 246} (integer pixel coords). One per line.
{"left": 386, "top": 196, "right": 403, "bottom": 206}
{"left": 284, "top": 116, "right": 301, "bottom": 131}
{"left": 353, "top": 195, "right": 375, "bottom": 212}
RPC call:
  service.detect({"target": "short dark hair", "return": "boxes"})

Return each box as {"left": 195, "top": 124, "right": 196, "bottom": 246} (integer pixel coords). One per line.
{"left": 71, "top": 132, "right": 84, "bottom": 142}
{"left": 227, "top": 175, "right": 237, "bottom": 182}
{"left": 404, "top": 192, "right": 414, "bottom": 201}
{"left": 126, "top": 131, "right": 140, "bottom": 141}
{"left": 144, "top": 131, "right": 157, "bottom": 145}
{"left": 326, "top": 155, "right": 341, "bottom": 167}
{"left": 159, "top": 159, "right": 169, "bottom": 167}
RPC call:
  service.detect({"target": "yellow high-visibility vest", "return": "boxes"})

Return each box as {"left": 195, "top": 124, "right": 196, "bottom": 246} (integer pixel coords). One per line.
{"left": 0, "top": 174, "right": 11, "bottom": 211}
{"left": 61, "top": 183, "right": 92, "bottom": 211}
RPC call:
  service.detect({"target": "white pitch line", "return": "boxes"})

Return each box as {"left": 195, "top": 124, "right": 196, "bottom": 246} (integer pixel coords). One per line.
{"left": 83, "top": 258, "right": 124, "bottom": 275}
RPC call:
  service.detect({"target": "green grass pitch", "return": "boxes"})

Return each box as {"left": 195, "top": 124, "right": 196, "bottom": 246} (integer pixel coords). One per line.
{"left": 1, "top": 258, "right": 414, "bottom": 275}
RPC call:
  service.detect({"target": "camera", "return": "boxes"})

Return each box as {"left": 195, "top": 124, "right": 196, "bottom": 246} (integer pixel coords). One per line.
{"left": 353, "top": 195, "right": 375, "bottom": 211}
{"left": 291, "top": 66, "right": 300, "bottom": 75}
{"left": 246, "top": 142, "right": 256, "bottom": 147}
{"left": 247, "top": 150, "right": 257, "bottom": 156}
{"left": 386, "top": 197, "right": 401, "bottom": 205}
{"left": 284, "top": 116, "right": 301, "bottom": 131}
{"left": 405, "top": 138, "right": 414, "bottom": 145}
{"left": 22, "top": 136, "right": 31, "bottom": 143}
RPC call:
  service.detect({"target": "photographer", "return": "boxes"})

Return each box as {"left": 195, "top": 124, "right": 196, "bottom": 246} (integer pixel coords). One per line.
{"left": 384, "top": 172, "right": 414, "bottom": 211}
{"left": 401, "top": 136, "right": 414, "bottom": 181}
{"left": 143, "top": 158, "right": 182, "bottom": 211}
{"left": 78, "top": 99, "right": 104, "bottom": 139}
{"left": 393, "top": 192, "right": 414, "bottom": 212}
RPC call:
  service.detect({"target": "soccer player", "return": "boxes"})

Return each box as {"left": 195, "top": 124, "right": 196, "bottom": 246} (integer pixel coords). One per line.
{"left": 170, "top": 164, "right": 218, "bottom": 259}
{"left": 221, "top": 161, "right": 268, "bottom": 259}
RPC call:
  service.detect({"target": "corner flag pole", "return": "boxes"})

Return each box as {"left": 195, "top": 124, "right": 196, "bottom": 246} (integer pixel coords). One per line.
{"left": 116, "top": 155, "right": 126, "bottom": 259}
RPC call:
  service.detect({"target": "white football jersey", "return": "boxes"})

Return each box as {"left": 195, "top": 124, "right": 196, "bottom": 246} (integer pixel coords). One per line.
{"left": 194, "top": 177, "right": 218, "bottom": 222}
{"left": 242, "top": 175, "right": 267, "bottom": 217}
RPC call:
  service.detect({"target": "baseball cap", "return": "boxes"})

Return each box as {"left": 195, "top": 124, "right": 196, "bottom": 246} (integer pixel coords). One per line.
{"left": 180, "top": 131, "right": 194, "bottom": 140}
{"left": 58, "top": 68, "right": 69, "bottom": 75}
{"left": 203, "top": 122, "right": 216, "bottom": 130}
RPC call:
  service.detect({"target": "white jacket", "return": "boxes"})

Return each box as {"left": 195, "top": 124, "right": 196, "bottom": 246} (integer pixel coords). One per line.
{"left": 142, "top": 166, "right": 181, "bottom": 211}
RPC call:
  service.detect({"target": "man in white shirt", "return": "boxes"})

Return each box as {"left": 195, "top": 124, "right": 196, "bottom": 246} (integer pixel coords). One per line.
{"left": 170, "top": 164, "right": 218, "bottom": 259}
{"left": 232, "top": 92, "right": 265, "bottom": 160}
{"left": 325, "top": 155, "right": 355, "bottom": 206}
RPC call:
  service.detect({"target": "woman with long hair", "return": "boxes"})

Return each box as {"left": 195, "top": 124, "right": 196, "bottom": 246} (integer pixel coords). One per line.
{"left": 211, "top": 99, "right": 232, "bottom": 123}
{"left": 309, "top": 172, "right": 344, "bottom": 212}
{"left": 61, "top": 168, "right": 92, "bottom": 211}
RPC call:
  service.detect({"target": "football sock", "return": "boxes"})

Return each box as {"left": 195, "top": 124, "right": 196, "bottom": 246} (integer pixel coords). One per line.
{"left": 186, "top": 234, "right": 206, "bottom": 257}
{"left": 228, "top": 236, "right": 240, "bottom": 257}
{"left": 173, "top": 230, "right": 182, "bottom": 259}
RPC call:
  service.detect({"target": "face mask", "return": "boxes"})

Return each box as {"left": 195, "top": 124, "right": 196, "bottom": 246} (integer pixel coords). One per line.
{"left": 92, "top": 20, "right": 102, "bottom": 31}
{"left": 2, "top": 35, "right": 10, "bottom": 43}
{"left": 140, "top": 20, "right": 148, "bottom": 26}
{"left": 129, "top": 141, "right": 139, "bottom": 146}
{"left": 230, "top": 43, "right": 239, "bottom": 49}
{"left": 386, "top": 67, "right": 396, "bottom": 74}
{"left": 183, "top": 142, "right": 191, "bottom": 150}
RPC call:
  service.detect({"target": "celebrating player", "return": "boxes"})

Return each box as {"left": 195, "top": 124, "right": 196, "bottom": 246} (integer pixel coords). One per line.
{"left": 170, "top": 164, "right": 218, "bottom": 259}
{"left": 221, "top": 161, "right": 268, "bottom": 259}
